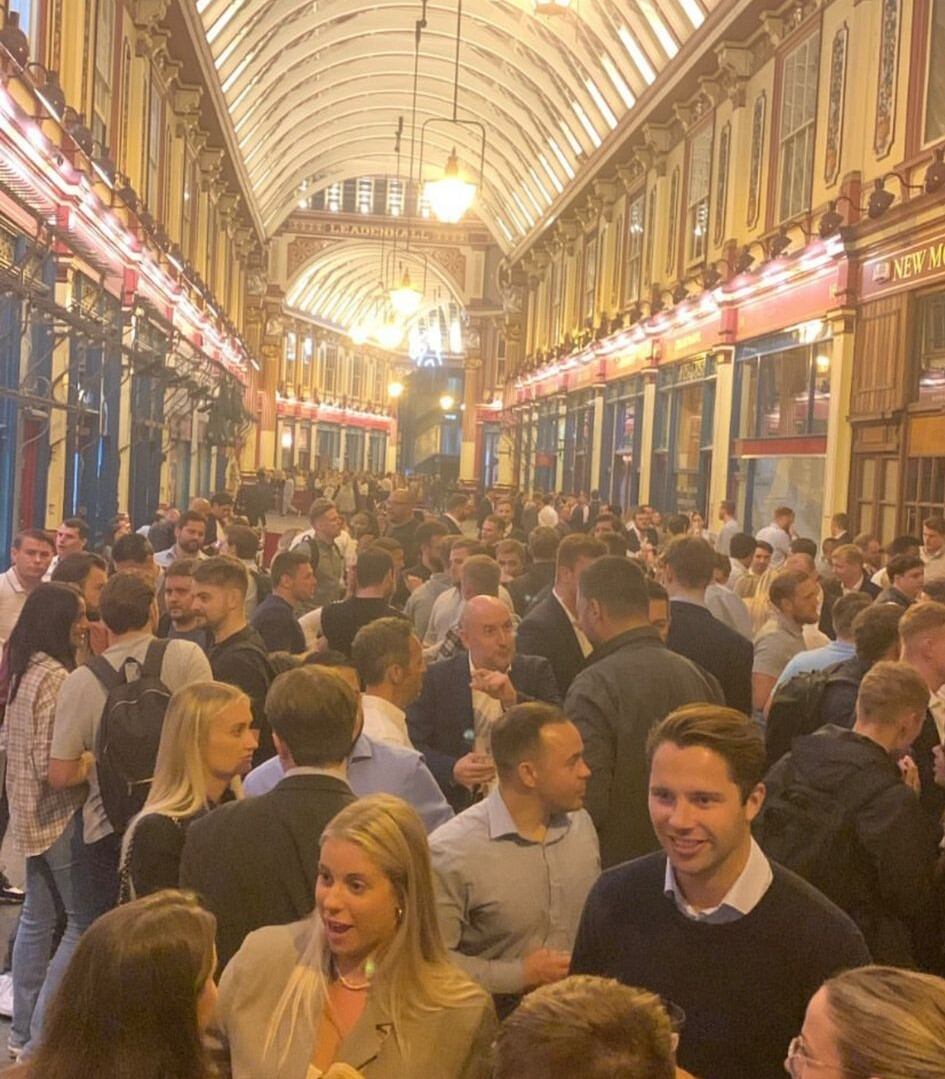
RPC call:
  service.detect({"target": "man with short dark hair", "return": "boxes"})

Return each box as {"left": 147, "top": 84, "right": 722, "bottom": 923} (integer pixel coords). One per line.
{"left": 495, "top": 539, "right": 527, "bottom": 585}
{"left": 111, "top": 533, "right": 160, "bottom": 586}
{"left": 251, "top": 550, "right": 315, "bottom": 654}
{"left": 429, "top": 703, "right": 599, "bottom": 1009}
{"left": 855, "top": 531, "right": 884, "bottom": 574}
{"left": 50, "top": 572, "right": 211, "bottom": 914}
{"left": 571, "top": 704, "right": 870, "bottom": 1079}
{"left": 507, "top": 527, "right": 560, "bottom": 617}
{"left": 819, "top": 603, "right": 904, "bottom": 728}
{"left": 352, "top": 616, "right": 425, "bottom": 748}
{"left": 663, "top": 537, "right": 752, "bottom": 715}
{"left": 870, "top": 534, "right": 920, "bottom": 589}
{"left": 877, "top": 554, "right": 925, "bottom": 608}
{"left": 516, "top": 534, "right": 606, "bottom": 697}
{"left": 290, "top": 498, "right": 345, "bottom": 611}
{"left": 726, "top": 532, "right": 756, "bottom": 591}
{"left": 45, "top": 517, "right": 90, "bottom": 579}
{"left": 717, "top": 500, "right": 739, "bottom": 556}
{"left": 753, "top": 569, "right": 821, "bottom": 716}
{"left": 156, "top": 559, "right": 210, "bottom": 650}
{"left": 321, "top": 548, "right": 406, "bottom": 657}
{"left": 480, "top": 513, "right": 507, "bottom": 550}
{"left": 154, "top": 510, "right": 207, "bottom": 570}
{"left": 773, "top": 591, "right": 871, "bottom": 694}
{"left": 51, "top": 552, "right": 110, "bottom": 655}
{"left": 404, "top": 520, "right": 449, "bottom": 587}
{"left": 921, "top": 514, "right": 945, "bottom": 583}
{"left": 404, "top": 536, "right": 461, "bottom": 641}
{"left": 192, "top": 557, "right": 275, "bottom": 762}
{"left": 204, "top": 491, "right": 234, "bottom": 549}
{"left": 565, "top": 557, "right": 720, "bottom": 866}
{"left": 820, "top": 543, "right": 881, "bottom": 638}
{"left": 734, "top": 540, "right": 775, "bottom": 599}
{"left": 0, "top": 529, "right": 54, "bottom": 644}
{"left": 220, "top": 524, "right": 270, "bottom": 618}
{"left": 179, "top": 666, "right": 358, "bottom": 969}
{"left": 756, "top": 505, "right": 795, "bottom": 568}
{"left": 626, "top": 507, "right": 658, "bottom": 554}
{"left": 440, "top": 492, "right": 471, "bottom": 535}
{"left": 830, "top": 511, "right": 852, "bottom": 546}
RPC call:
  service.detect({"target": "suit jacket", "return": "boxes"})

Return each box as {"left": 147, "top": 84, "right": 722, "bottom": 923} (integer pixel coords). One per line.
{"left": 818, "top": 575, "right": 881, "bottom": 639}
{"left": 666, "top": 600, "right": 753, "bottom": 716}
{"left": 626, "top": 525, "right": 659, "bottom": 553}
{"left": 914, "top": 709, "right": 945, "bottom": 825}
{"left": 407, "top": 651, "right": 561, "bottom": 811}
{"left": 218, "top": 920, "right": 496, "bottom": 1079}
{"left": 439, "top": 513, "right": 464, "bottom": 535}
{"left": 179, "top": 773, "right": 355, "bottom": 970}
{"left": 516, "top": 592, "right": 586, "bottom": 696}
{"left": 507, "top": 561, "right": 556, "bottom": 617}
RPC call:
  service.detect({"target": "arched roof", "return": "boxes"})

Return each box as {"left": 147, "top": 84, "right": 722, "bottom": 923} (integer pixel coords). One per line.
{"left": 286, "top": 240, "right": 465, "bottom": 338}
{"left": 195, "top": 0, "right": 718, "bottom": 245}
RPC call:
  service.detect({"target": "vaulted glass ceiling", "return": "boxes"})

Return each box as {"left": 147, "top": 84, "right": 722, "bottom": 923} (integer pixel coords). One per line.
{"left": 195, "top": 0, "right": 719, "bottom": 248}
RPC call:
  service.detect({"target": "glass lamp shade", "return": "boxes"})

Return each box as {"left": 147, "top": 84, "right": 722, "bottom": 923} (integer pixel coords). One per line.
{"left": 389, "top": 270, "right": 422, "bottom": 317}
{"left": 388, "top": 380, "right": 405, "bottom": 399}
{"left": 424, "top": 150, "right": 476, "bottom": 224}
{"left": 349, "top": 323, "right": 371, "bottom": 345}
{"left": 376, "top": 320, "right": 404, "bottom": 350}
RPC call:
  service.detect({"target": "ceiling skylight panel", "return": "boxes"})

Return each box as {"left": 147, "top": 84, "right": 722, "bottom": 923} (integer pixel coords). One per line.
{"left": 558, "top": 121, "right": 583, "bottom": 157}
{"left": 602, "top": 56, "right": 636, "bottom": 109}
{"left": 639, "top": 0, "right": 679, "bottom": 58}
{"left": 206, "top": 0, "right": 245, "bottom": 46}
{"left": 585, "top": 78, "right": 618, "bottom": 129}
{"left": 539, "top": 154, "right": 564, "bottom": 194}
{"left": 678, "top": 0, "right": 706, "bottom": 28}
{"left": 571, "top": 101, "right": 602, "bottom": 148}
{"left": 618, "top": 26, "right": 656, "bottom": 84}
{"left": 221, "top": 55, "right": 251, "bottom": 95}
{"left": 511, "top": 191, "right": 536, "bottom": 229}
{"left": 548, "top": 138, "right": 576, "bottom": 179}
{"left": 530, "top": 167, "right": 553, "bottom": 204}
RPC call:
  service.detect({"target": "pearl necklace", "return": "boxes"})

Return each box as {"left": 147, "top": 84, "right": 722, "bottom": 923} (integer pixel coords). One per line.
{"left": 333, "top": 958, "right": 374, "bottom": 991}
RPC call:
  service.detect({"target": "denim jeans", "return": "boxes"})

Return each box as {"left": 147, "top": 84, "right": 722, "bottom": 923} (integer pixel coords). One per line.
{"left": 11, "top": 811, "right": 94, "bottom": 1051}
{"left": 85, "top": 831, "right": 121, "bottom": 921}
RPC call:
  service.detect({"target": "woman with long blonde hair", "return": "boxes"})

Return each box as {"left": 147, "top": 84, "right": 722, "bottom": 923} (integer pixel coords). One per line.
{"left": 121, "top": 681, "right": 257, "bottom": 899}
{"left": 217, "top": 794, "right": 496, "bottom": 1078}
{"left": 786, "top": 965, "right": 945, "bottom": 1078}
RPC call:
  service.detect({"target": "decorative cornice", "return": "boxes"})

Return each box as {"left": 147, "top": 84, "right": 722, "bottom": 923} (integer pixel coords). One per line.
{"left": 131, "top": 0, "right": 170, "bottom": 29}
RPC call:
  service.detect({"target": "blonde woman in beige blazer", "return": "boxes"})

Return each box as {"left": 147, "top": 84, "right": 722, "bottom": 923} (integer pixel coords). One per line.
{"left": 216, "top": 795, "right": 496, "bottom": 1079}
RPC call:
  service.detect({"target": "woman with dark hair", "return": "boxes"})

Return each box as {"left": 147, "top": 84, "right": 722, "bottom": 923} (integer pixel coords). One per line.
{"left": 3, "top": 582, "right": 92, "bottom": 1058}
{"left": 9, "top": 890, "right": 218, "bottom": 1079}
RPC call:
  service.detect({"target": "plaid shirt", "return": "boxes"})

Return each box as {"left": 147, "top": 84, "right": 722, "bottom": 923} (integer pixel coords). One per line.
{"left": 6, "top": 653, "right": 84, "bottom": 857}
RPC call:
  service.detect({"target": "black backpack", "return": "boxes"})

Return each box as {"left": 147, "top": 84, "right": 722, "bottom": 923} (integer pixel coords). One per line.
{"left": 87, "top": 639, "right": 172, "bottom": 834}
{"left": 753, "top": 760, "right": 896, "bottom": 913}
{"left": 765, "top": 664, "right": 859, "bottom": 768}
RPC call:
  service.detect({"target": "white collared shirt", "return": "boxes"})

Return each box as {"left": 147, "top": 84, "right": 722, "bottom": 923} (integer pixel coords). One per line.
{"left": 0, "top": 566, "right": 28, "bottom": 646}
{"left": 552, "top": 588, "right": 593, "bottom": 657}
{"left": 930, "top": 692, "right": 945, "bottom": 744}
{"left": 361, "top": 694, "right": 412, "bottom": 749}
{"left": 664, "top": 838, "right": 773, "bottom": 924}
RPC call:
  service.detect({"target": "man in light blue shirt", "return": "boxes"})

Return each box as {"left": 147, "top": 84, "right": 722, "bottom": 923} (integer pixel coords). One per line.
{"left": 772, "top": 591, "right": 870, "bottom": 693}
{"left": 242, "top": 652, "right": 452, "bottom": 833}
{"left": 428, "top": 702, "right": 599, "bottom": 1006}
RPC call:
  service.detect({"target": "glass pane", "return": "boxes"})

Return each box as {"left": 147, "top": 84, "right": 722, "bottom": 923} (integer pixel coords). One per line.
{"left": 858, "top": 458, "right": 876, "bottom": 499}
{"left": 883, "top": 458, "right": 899, "bottom": 502}
{"left": 926, "top": 0, "right": 945, "bottom": 144}
{"left": 757, "top": 347, "right": 811, "bottom": 437}
{"left": 880, "top": 504, "right": 897, "bottom": 545}
{"left": 811, "top": 346, "right": 831, "bottom": 434}
{"left": 906, "top": 457, "right": 919, "bottom": 501}
{"left": 749, "top": 455, "right": 826, "bottom": 542}
{"left": 676, "top": 383, "right": 703, "bottom": 472}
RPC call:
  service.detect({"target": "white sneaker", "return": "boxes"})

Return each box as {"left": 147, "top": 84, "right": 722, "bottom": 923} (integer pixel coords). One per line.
{"left": 0, "top": 972, "right": 13, "bottom": 1018}
{"left": 6, "top": 1036, "right": 22, "bottom": 1061}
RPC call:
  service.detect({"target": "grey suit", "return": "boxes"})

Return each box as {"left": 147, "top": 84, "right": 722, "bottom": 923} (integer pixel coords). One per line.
{"left": 217, "top": 920, "right": 497, "bottom": 1079}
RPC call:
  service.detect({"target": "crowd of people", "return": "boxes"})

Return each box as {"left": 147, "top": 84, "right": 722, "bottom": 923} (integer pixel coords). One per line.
{"left": 0, "top": 481, "right": 944, "bottom": 1077}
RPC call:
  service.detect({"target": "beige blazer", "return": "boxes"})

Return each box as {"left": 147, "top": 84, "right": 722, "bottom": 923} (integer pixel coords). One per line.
{"left": 217, "top": 920, "right": 497, "bottom": 1079}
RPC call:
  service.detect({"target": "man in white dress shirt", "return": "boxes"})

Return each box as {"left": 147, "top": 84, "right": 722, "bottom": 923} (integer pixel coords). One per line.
{"left": 755, "top": 506, "right": 795, "bottom": 568}
{"left": 351, "top": 615, "right": 426, "bottom": 748}
{"left": 0, "top": 529, "right": 54, "bottom": 645}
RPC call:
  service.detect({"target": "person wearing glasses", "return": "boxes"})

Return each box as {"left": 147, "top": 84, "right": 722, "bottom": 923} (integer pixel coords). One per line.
{"left": 785, "top": 965, "right": 945, "bottom": 1078}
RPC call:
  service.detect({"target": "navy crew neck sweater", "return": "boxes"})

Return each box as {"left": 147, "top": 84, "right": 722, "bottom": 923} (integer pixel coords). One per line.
{"left": 571, "top": 853, "right": 870, "bottom": 1079}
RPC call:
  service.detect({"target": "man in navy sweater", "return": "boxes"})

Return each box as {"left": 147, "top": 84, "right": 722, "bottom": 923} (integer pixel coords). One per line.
{"left": 571, "top": 704, "right": 870, "bottom": 1079}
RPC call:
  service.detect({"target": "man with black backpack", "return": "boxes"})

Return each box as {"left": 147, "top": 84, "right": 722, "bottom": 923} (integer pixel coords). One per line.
{"left": 192, "top": 557, "right": 276, "bottom": 765}
{"left": 49, "top": 572, "right": 212, "bottom": 916}
{"left": 755, "top": 662, "right": 939, "bottom": 969}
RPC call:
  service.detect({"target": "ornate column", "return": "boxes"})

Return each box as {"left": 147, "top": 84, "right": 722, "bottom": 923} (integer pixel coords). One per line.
{"left": 821, "top": 308, "right": 857, "bottom": 538}
{"left": 638, "top": 367, "right": 658, "bottom": 505}
{"left": 708, "top": 346, "right": 735, "bottom": 517}
{"left": 459, "top": 347, "right": 482, "bottom": 484}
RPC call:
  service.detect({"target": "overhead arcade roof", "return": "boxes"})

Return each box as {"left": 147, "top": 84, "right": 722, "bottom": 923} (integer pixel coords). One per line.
{"left": 194, "top": 0, "right": 718, "bottom": 248}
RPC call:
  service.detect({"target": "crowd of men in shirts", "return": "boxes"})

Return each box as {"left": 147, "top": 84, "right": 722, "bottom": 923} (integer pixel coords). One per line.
{"left": 1, "top": 482, "right": 945, "bottom": 1077}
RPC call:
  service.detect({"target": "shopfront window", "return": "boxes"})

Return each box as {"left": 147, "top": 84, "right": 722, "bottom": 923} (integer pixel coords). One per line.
{"left": 733, "top": 455, "right": 826, "bottom": 542}
{"left": 686, "top": 126, "right": 712, "bottom": 265}
{"left": 916, "top": 292, "right": 945, "bottom": 402}
{"left": 736, "top": 340, "right": 832, "bottom": 438}
{"left": 625, "top": 192, "right": 646, "bottom": 304}
{"left": 653, "top": 358, "right": 715, "bottom": 513}
{"left": 606, "top": 380, "right": 643, "bottom": 512}
{"left": 855, "top": 455, "right": 900, "bottom": 542}
{"left": 925, "top": 0, "right": 945, "bottom": 145}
